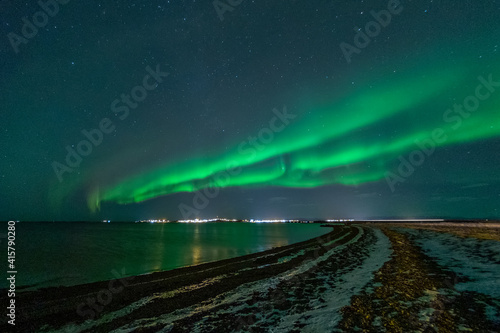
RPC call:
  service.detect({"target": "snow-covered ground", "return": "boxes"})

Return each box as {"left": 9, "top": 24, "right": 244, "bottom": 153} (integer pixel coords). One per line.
{"left": 40, "top": 226, "right": 500, "bottom": 332}
{"left": 397, "top": 228, "right": 500, "bottom": 297}
{"left": 88, "top": 227, "right": 392, "bottom": 333}
{"left": 397, "top": 227, "right": 500, "bottom": 324}
{"left": 270, "top": 228, "right": 392, "bottom": 332}
{"left": 158, "top": 227, "right": 390, "bottom": 332}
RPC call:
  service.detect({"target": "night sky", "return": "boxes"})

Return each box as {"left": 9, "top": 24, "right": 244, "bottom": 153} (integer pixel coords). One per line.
{"left": 1, "top": 0, "right": 500, "bottom": 221}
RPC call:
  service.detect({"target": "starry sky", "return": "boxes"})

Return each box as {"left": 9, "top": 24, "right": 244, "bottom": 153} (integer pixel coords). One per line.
{"left": 1, "top": 0, "right": 500, "bottom": 221}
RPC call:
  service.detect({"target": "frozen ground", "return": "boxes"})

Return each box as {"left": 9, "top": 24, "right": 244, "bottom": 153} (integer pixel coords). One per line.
{"left": 397, "top": 227, "right": 500, "bottom": 325}
{"left": 104, "top": 227, "right": 392, "bottom": 332}
{"left": 18, "top": 225, "right": 500, "bottom": 333}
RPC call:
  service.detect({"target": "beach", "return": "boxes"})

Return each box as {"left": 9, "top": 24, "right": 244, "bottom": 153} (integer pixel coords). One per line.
{"left": 3, "top": 224, "right": 500, "bottom": 332}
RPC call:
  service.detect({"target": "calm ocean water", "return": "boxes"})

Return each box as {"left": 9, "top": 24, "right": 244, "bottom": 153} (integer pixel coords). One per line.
{"left": 3, "top": 222, "right": 328, "bottom": 290}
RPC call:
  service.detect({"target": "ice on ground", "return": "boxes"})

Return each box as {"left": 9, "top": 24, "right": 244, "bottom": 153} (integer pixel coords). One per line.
{"left": 397, "top": 228, "right": 500, "bottom": 297}
{"left": 272, "top": 227, "right": 392, "bottom": 332}
{"left": 60, "top": 227, "right": 393, "bottom": 333}
{"left": 109, "top": 227, "right": 364, "bottom": 332}
{"left": 397, "top": 227, "right": 500, "bottom": 324}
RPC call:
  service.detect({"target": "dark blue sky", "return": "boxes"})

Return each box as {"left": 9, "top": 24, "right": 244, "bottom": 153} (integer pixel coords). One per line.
{"left": 1, "top": 0, "right": 500, "bottom": 221}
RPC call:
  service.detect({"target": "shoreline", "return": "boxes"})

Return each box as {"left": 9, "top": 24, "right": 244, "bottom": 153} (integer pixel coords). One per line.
{"left": 7, "top": 221, "right": 331, "bottom": 293}
{"left": 2, "top": 226, "right": 345, "bottom": 332}
{"left": 3, "top": 223, "right": 499, "bottom": 332}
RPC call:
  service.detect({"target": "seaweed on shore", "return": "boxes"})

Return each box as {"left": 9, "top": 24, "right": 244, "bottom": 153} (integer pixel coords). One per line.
{"left": 338, "top": 228, "right": 498, "bottom": 332}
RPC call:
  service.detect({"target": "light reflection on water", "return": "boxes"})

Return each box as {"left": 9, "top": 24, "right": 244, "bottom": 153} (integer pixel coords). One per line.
{"left": 9, "top": 222, "right": 328, "bottom": 290}
{"left": 192, "top": 246, "right": 202, "bottom": 266}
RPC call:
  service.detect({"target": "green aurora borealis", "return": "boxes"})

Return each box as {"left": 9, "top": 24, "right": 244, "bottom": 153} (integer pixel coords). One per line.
{"left": 88, "top": 55, "right": 500, "bottom": 212}
{"left": 2, "top": 0, "right": 500, "bottom": 220}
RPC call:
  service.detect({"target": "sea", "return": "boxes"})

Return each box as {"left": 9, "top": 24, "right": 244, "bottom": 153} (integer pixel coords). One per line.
{"left": 2, "top": 222, "right": 329, "bottom": 291}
